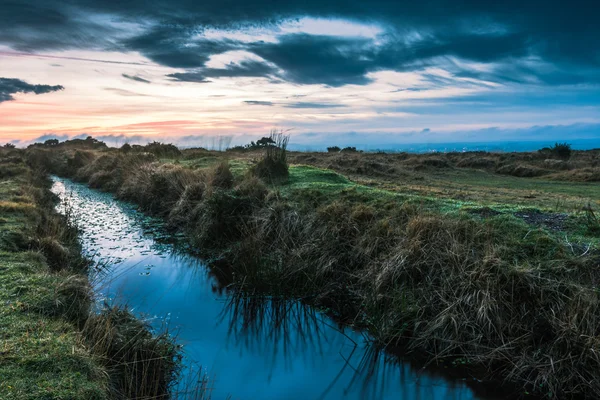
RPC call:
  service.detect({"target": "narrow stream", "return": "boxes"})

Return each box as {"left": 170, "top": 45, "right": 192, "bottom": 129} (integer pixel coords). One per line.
{"left": 52, "top": 177, "right": 487, "bottom": 400}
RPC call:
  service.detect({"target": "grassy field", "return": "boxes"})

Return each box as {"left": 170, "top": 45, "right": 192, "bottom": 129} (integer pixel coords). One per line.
{"left": 0, "top": 149, "right": 180, "bottom": 400}
{"left": 29, "top": 139, "right": 600, "bottom": 399}
{"left": 0, "top": 152, "right": 109, "bottom": 399}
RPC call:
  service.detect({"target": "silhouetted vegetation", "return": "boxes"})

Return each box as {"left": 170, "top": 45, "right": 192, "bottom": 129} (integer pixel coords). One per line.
{"left": 327, "top": 146, "right": 341, "bottom": 153}
{"left": 29, "top": 136, "right": 108, "bottom": 150}
{"left": 120, "top": 142, "right": 132, "bottom": 153}
{"left": 226, "top": 135, "right": 281, "bottom": 152}
{"left": 550, "top": 142, "right": 572, "bottom": 159}
{"left": 340, "top": 146, "right": 358, "bottom": 153}
{"left": 143, "top": 141, "right": 182, "bottom": 158}
{"left": 250, "top": 130, "right": 290, "bottom": 183}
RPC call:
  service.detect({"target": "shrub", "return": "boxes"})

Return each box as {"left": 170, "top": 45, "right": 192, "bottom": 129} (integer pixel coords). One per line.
{"left": 66, "top": 150, "right": 95, "bottom": 174}
{"left": 120, "top": 163, "right": 200, "bottom": 214}
{"left": 120, "top": 143, "right": 132, "bottom": 153}
{"left": 256, "top": 136, "right": 276, "bottom": 147}
{"left": 143, "top": 141, "right": 182, "bottom": 158}
{"left": 207, "top": 161, "right": 234, "bottom": 189}
{"left": 3, "top": 143, "right": 16, "bottom": 149}
{"left": 169, "top": 182, "right": 206, "bottom": 226}
{"left": 226, "top": 145, "right": 248, "bottom": 152}
{"left": 44, "top": 139, "right": 60, "bottom": 147}
{"left": 235, "top": 176, "right": 268, "bottom": 201}
{"left": 340, "top": 146, "right": 358, "bottom": 153}
{"left": 549, "top": 142, "right": 572, "bottom": 160}
{"left": 82, "top": 306, "right": 180, "bottom": 399}
{"left": 496, "top": 163, "right": 550, "bottom": 177}
{"left": 0, "top": 164, "right": 29, "bottom": 180}
{"left": 251, "top": 130, "right": 290, "bottom": 183}
{"left": 193, "top": 190, "right": 256, "bottom": 247}
{"left": 327, "top": 146, "right": 341, "bottom": 153}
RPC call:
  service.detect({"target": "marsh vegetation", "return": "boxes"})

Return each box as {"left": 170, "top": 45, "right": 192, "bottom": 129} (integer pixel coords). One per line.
{"left": 6, "top": 137, "right": 600, "bottom": 399}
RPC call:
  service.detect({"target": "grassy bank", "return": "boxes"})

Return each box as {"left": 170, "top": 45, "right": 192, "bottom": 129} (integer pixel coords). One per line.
{"left": 0, "top": 148, "right": 180, "bottom": 399}
{"left": 35, "top": 141, "right": 600, "bottom": 399}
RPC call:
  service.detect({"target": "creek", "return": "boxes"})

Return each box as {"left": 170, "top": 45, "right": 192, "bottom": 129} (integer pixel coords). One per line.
{"left": 52, "top": 177, "right": 487, "bottom": 400}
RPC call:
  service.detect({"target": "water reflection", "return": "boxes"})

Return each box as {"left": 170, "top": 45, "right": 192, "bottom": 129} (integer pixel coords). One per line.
{"left": 219, "top": 293, "right": 482, "bottom": 400}
{"left": 52, "top": 177, "right": 484, "bottom": 400}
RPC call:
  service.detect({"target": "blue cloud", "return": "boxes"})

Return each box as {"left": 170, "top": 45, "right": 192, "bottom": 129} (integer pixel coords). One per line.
{"left": 0, "top": 77, "right": 64, "bottom": 103}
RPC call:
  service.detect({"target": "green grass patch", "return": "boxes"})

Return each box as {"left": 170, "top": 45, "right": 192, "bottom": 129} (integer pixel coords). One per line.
{"left": 0, "top": 175, "right": 108, "bottom": 399}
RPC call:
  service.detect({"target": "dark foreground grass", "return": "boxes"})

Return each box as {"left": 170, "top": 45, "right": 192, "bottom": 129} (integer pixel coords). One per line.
{"left": 38, "top": 145, "right": 600, "bottom": 399}
{"left": 0, "top": 150, "right": 180, "bottom": 399}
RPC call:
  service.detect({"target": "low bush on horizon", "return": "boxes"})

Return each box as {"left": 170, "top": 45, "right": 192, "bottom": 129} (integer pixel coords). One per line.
{"left": 143, "top": 141, "right": 182, "bottom": 158}
{"left": 540, "top": 142, "right": 573, "bottom": 160}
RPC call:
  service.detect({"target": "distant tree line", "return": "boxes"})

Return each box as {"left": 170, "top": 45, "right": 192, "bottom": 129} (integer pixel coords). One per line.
{"left": 327, "top": 146, "right": 361, "bottom": 153}
{"left": 121, "top": 141, "right": 181, "bottom": 158}
{"left": 226, "top": 136, "right": 277, "bottom": 152}
{"left": 29, "top": 136, "right": 108, "bottom": 150}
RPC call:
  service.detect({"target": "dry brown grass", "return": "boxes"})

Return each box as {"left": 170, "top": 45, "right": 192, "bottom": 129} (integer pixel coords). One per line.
{"left": 82, "top": 306, "right": 179, "bottom": 400}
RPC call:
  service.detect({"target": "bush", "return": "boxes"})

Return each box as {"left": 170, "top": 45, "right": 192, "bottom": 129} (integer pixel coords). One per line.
{"left": 143, "top": 142, "right": 182, "bottom": 158}
{"left": 120, "top": 163, "right": 200, "bottom": 214}
{"left": 120, "top": 143, "right": 132, "bottom": 153}
{"left": 340, "top": 146, "right": 358, "bottom": 153}
{"left": 82, "top": 306, "right": 180, "bottom": 399}
{"left": 226, "top": 145, "right": 248, "bottom": 152}
{"left": 235, "top": 176, "right": 268, "bottom": 201}
{"left": 327, "top": 146, "right": 341, "bottom": 153}
{"left": 207, "top": 161, "right": 234, "bottom": 189}
{"left": 251, "top": 130, "right": 290, "bottom": 183}
{"left": 549, "top": 142, "right": 572, "bottom": 160}
{"left": 66, "top": 151, "right": 95, "bottom": 173}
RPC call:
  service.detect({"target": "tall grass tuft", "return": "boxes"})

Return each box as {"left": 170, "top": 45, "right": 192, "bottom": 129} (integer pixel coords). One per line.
{"left": 82, "top": 306, "right": 181, "bottom": 399}
{"left": 251, "top": 129, "right": 290, "bottom": 183}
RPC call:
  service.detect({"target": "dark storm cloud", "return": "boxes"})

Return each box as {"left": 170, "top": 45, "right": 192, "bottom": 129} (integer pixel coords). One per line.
{"left": 0, "top": 1, "right": 118, "bottom": 51}
{"left": 122, "top": 74, "right": 151, "bottom": 83}
{"left": 0, "top": 77, "right": 64, "bottom": 103}
{"left": 241, "top": 32, "right": 531, "bottom": 86}
{"left": 167, "top": 60, "right": 278, "bottom": 82}
{"left": 249, "top": 34, "right": 375, "bottom": 86}
{"left": 1, "top": 0, "right": 598, "bottom": 86}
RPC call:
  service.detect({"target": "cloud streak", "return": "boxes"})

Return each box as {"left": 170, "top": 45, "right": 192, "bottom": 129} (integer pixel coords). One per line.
{"left": 122, "top": 74, "right": 151, "bottom": 83}
{"left": 0, "top": 77, "right": 64, "bottom": 103}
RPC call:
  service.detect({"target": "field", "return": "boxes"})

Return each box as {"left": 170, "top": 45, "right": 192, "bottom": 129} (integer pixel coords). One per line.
{"left": 23, "top": 139, "right": 600, "bottom": 399}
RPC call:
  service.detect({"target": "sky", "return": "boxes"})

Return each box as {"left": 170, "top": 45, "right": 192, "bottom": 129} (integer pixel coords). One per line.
{"left": 0, "top": 0, "right": 599, "bottom": 149}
